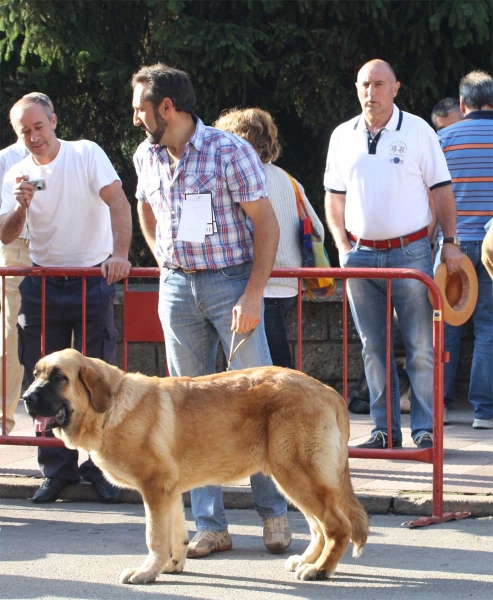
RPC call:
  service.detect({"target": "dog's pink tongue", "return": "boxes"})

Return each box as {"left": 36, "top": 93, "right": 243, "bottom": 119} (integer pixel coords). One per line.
{"left": 34, "top": 416, "right": 49, "bottom": 433}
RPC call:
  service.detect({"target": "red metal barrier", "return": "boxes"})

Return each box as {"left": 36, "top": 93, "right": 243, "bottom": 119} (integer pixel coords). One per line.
{"left": 0, "top": 265, "right": 471, "bottom": 526}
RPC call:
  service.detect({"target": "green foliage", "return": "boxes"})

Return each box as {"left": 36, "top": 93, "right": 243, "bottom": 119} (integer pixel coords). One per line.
{"left": 1, "top": 0, "right": 491, "bottom": 265}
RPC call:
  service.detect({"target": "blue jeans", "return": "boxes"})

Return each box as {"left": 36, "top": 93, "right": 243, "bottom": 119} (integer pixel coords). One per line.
{"left": 435, "top": 241, "right": 493, "bottom": 420}
{"left": 264, "top": 296, "right": 297, "bottom": 369}
{"left": 18, "top": 275, "right": 118, "bottom": 482}
{"left": 158, "top": 263, "right": 287, "bottom": 531}
{"left": 341, "top": 237, "right": 434, "bottom": 442}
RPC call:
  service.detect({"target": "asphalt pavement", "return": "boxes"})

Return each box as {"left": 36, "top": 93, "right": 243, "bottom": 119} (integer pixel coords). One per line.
{"left": 1, "top": 502, "right": 492, "bottom": 600}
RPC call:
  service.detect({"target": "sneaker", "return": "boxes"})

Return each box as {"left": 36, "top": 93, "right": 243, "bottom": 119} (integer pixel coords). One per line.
{"left": 356, "top": 431, "right": 402, "bottom": 449}
{"left": 262, "top": 515, "right": 292, "bottom": 553}
{"left": 472, "top": 419, "right": 493, "bottom": 429}
{"left": 415, "top": 432, "right": 433, "bottom": 449}
{"left": 187, "top": 530, "right": 232, "bottom": 558}
{"left": 444, "top": 407, "right": 450, "bottom": 425}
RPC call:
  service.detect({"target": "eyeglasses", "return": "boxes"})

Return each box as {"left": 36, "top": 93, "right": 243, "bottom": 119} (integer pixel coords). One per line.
{"left": 22, "top": 93, "right": 54, "bottom": 112}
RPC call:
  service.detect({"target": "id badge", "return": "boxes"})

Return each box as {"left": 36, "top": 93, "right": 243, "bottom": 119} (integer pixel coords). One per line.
{"left": 177, "top": 191, "right": 215, "bottom": 243}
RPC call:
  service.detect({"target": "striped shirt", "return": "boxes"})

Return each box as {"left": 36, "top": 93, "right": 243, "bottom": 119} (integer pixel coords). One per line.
{"left": 438, "top": 111, "right": 493, "bottom": 241}
{"left": 134, "top": 117, "right": 268, "bottom": 270}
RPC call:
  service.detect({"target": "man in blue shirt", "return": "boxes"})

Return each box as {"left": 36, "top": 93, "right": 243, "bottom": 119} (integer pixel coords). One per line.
{"left": 436, "top": 70, "right": 493, "bottom": 429}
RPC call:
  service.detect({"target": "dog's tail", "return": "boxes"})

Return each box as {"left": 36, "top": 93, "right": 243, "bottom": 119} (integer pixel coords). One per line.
{"left": 341, "top": 460, "right": 369, "bottom": 558}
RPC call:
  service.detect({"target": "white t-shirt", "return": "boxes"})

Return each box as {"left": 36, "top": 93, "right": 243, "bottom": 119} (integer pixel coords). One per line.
{"left": 1, "top": 140, "right": 119, "bottom": 267}
{"left": 324, "top": 104, "right": 451, "bottom": 240}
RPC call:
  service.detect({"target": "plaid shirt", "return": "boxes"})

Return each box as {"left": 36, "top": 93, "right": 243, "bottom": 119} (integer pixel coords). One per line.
{"left": 134, "top": 117, "right": 268, "bottom": 270}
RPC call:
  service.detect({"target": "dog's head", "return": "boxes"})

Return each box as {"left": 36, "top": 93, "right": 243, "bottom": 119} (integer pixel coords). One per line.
{"left": 23, "top": 349, "right": 119, "bottom": 440}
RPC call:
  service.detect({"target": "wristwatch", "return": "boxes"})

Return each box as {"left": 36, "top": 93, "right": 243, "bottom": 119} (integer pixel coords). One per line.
{"left": 443, "top": 236, "right": 461, "bottom": 246}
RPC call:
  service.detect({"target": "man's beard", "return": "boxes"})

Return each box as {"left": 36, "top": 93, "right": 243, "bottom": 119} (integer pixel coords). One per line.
{"left": 147, "top": 109, "right": 167, "bottom": 145}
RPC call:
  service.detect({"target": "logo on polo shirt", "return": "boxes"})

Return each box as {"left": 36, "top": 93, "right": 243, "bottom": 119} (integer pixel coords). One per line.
{"left": 389, "top": 141, "right": 407, "bottom": 164}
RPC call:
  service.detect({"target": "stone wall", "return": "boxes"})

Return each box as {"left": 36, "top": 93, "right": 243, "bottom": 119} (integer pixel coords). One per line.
{"left": 114, "top": 286, "right": 473, "bottom": 397}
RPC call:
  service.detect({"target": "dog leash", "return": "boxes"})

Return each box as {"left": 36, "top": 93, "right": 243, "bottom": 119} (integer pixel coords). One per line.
{"left": 226, "top": 330, "right": 255, "bottom": 371}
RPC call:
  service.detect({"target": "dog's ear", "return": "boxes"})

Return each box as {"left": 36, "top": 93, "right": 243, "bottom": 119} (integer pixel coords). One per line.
{"left": 78, "top": 363, "right": 113, "bottom": 413}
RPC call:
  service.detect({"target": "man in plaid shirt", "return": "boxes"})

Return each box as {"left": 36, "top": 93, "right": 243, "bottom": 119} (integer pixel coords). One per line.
{"left": 131, "top": 64, "right": 291, "bottom": 559}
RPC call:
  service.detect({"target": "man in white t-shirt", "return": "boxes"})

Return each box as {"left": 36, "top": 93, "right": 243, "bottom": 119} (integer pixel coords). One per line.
{"left": 324, "top": 59, "right": 462, "bottom": 450}
{"left": 0, "top": 94, "right": 132, "bottom": 503}
{"left": 0, "top": 93, "right": 54, "bottom": 434}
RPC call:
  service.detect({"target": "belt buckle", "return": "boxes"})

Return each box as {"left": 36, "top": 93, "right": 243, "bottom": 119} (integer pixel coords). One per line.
{"left": 387, "top": 239, "right": 393, "bottom": 249}
{"left": 182, "top": 268, "right": 197, "bottom": 275}
{"left": 373, "top": 240, "right": 379, "bottom": 249}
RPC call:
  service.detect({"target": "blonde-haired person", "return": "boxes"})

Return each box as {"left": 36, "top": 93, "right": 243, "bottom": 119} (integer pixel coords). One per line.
{"left": 214, "top": 108, "right": 325, "bottom": 368}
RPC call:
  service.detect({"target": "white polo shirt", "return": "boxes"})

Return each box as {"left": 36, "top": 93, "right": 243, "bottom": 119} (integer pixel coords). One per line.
{"left": 324, "top": 104, "right": 451, "bottom": 240}
{"left": 1, "top": 140, "right": 118, "bottom": 267}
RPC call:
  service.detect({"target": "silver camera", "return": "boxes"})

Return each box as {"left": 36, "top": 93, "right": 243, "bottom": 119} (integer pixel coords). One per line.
{"left": 28, "top": 179, "right": 46, "bottom": 191}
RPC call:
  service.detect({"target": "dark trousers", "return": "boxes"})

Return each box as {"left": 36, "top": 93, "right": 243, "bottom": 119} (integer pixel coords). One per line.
{"left": 263, "top": 296, "right": 297, "bottom": 369}
{"left": 18, "top": 275, "right": 118, "bottom": 482}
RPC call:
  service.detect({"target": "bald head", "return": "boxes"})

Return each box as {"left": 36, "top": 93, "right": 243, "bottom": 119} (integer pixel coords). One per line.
{"left": 357, "top": 59, "right": 397, "bottom": 84}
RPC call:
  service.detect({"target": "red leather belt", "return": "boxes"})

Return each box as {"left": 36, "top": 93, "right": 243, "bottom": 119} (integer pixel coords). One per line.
{"left": 348, "top": 227, "right": 428, "bottom": 250}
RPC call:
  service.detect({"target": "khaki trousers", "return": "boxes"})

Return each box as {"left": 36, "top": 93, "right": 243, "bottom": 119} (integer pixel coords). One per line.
{"left": 0, "top": 238, "right": 31, "bottom": 433}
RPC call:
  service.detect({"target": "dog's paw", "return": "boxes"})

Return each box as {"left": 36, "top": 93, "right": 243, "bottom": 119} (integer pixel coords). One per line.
{"left": 119, "top": 567, "right": 158, "bottom": 585}
{"left": 295, "top": 563, "right": 327, "bottom": 581}
{"left": 162, "top": 555, "right": 186, "bottom": 574}
{"left": 285, "top": 555, "right": 302, "bottom": 572}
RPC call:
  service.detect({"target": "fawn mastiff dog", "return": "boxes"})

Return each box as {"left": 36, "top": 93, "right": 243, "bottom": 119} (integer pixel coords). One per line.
{"left": 23, "top": 348, "right": 368, "bottom": 585}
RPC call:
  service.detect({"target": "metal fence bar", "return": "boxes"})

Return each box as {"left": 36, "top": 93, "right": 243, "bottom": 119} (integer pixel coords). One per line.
{"left": 296, "top": 277, "right": 303, "bottom": 370}
{"left": 123, "top": 277, "right": 129, "bottom": 373}
{"left": 342, "top": 278, "right": 349, "bottom": 404}
{"left": 386, "top": 279, "right": 394, "bottom": 448}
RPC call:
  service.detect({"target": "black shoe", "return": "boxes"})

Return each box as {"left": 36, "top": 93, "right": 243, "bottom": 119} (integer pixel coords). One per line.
{"left": 356, "top": 431, "right": 402, "bottom": 449}
{"left": 92, "top": 478, "right": 123, "bottom": 503}
{"left": 348, "top": 397, "right": 371, "bottom": 415}
{"left": 414, "top": 433, "right": 433, "bottom": 449}
{"left": 348, "top": 372, "right": 371, "bottom": 415}
{"left": 32, "top": 478, "right": 71, "bottom": 504}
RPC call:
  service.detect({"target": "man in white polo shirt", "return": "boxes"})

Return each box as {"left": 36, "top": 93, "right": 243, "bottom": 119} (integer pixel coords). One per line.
{"left": 0, "top": 93, "right": 132, "bottom": 503}
{"left": 324, "top": 59, "right": 462, "bottom": 450}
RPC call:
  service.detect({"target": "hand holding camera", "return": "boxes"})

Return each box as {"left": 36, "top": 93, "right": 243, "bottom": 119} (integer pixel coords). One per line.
{"left": 14, "top": 175, "right": 46, "bottom": 210}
